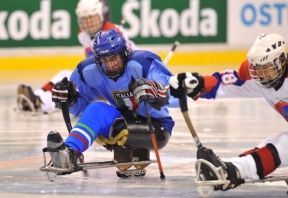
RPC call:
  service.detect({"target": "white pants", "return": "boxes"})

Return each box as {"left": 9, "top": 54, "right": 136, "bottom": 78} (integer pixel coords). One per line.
{"left": 229, "top": 132, "right": 288, "bottom": 180}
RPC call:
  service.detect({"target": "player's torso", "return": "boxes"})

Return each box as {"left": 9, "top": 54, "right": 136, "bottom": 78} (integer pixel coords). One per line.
{"left": 260, "top": 77, "right": 288, "bottom": 121}
{"left": 82, "top": 60, "right": 144, "bottom": 111}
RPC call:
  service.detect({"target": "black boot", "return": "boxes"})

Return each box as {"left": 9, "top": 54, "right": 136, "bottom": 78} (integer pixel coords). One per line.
{"left": 197, "top": 147, "right": 244, "bottom": 191}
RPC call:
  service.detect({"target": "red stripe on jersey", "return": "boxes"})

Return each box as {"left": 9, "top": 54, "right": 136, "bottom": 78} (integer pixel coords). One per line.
{"left": 275, "top": 101, "right": 288, "bottom": 121}
{"left": 257, "top": 147, "right": 276, "bottom": 176}
{"left": 42, "top": 82, "right": 54, "bottom": 92}
{"left": 101, "top": 21, "right": 119, "bottom": 32}
{"left": 70, "top": 133, "right": 89, "bottom": 150}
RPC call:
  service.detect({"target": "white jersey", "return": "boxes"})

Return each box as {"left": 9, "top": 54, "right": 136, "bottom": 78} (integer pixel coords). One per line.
{"left": 201, "top": 59, "right": 288, "bottom": 122}
{"left": 199, "top": 59, "right": 288, "bottom": 180}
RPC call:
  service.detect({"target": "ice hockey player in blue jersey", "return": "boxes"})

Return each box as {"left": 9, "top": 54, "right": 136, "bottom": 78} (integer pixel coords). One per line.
{"left": 46, "top": 29, "right": 175, "bottom": 177}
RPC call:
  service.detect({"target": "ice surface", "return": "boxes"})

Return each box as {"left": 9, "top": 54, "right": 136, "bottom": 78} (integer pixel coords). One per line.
{"left": 0, "top": 84, "right": 287, "bottom": 198}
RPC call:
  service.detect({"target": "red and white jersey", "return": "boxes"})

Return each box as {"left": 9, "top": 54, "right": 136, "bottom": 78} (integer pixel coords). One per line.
{"left": 200, "top": 60, "right": 288, "bottom": 121}
{"left": 77, "top": 21, "right": 136, "bottom": 57}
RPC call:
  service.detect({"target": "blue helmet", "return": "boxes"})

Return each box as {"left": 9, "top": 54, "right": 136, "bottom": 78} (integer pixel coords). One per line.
{"left": 93, "top": 29, "right": 129, "bottom": 78}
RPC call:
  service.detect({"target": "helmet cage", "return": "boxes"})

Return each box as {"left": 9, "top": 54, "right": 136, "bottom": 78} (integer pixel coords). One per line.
{"left": 75, "top": 0, "right": 104, "bottom": 38}
{"left": 78, "top": 14, "right": 103, "bottom": 38}
{"left": 96, "top": 51, "right": 129, "bottom": 78}
{"left": 93, "top": 29, "right": 130, "bottom": 79}
{"left": 247, "top": 33, "right": 287, "bottom": 88}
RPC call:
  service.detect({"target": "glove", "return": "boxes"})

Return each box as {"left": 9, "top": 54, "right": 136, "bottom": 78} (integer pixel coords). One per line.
{"left": 128, "top": 77, "right": 168, "bottom": 110}
{"left": 96, "top": 118, "right": 129, "bottom": 150}
{"left": 169, "top": 72, "right": 204, "bottom": 99}
{"left": 52, "top": 77, "right": 79, "bottom": 108}
{"left": 168, "top": 73, "right": 187, "bottom": 98}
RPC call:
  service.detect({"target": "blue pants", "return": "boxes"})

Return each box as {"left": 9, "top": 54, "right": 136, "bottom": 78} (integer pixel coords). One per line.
{"left": 65, "top": 102, "right": 121, "bottom": 153}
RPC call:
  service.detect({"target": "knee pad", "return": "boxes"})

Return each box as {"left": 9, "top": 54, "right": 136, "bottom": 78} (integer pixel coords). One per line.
{"left": 240, "top": 143, "right": 281, "bottom": 179}
{"left": 258, "top": 132, "right": 288, "bottom": 166}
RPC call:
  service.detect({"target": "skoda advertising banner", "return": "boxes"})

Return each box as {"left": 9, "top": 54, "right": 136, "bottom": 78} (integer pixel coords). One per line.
{"left": 0, "top": 0, "right": 287, "bottom": 48}
{"left": 0, "top": 0, "right": 226, "bottom": 47}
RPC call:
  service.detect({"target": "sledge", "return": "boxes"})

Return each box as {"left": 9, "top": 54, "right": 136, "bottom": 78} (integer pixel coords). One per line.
{"left": 40, "top": 149, "right": 156, "bottom": 181}
{"left": 195, "top": 159, "right": 288, "bottom": 198}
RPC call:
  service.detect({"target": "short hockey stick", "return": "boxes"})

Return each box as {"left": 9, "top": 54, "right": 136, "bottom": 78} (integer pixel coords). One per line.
{"left": 139, "top": 41, "right": 180, "bottom": 180}
{"left": 179, "top": 95, "right": 203, "bottom": 148}
{"left": 143, "top": 102, "right": 166, "bottom": 181}
{"left": 130, "top": 69, "right": 166, "bottom": 181}
{"left": 57, "top": 78, "right": 88, "bottom": 176}
{"left": 61, "top": 102, "right": 72, "bottom": 132}
{"left": 163, "top": 41, "right": 180, "bottom": 65}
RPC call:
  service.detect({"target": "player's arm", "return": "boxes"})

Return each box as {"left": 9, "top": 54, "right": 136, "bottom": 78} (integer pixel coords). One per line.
{"left": 128, "top": 58, "right": 172, "bottom": 110}
{"left": 169, "top": 60, "right": 262, "bottom": 100}
{"left": 52, "top": 62, "right": 100, "bottom": 116}
{"left": 67, "top": 69, "right": 97, "bottom": 116}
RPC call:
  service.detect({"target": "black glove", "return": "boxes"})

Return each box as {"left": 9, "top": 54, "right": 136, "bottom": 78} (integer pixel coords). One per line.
{"left": 168, "top": 73, "right": 187, "bottom": 98}
{"left": 129, "top": 77, "right": 168, "bottom": 110}
{"left": 169, "top": 72, "right": 204, "bottom": 99}
{"left": 52, "top": 77, "right": 79, "bottom": 108}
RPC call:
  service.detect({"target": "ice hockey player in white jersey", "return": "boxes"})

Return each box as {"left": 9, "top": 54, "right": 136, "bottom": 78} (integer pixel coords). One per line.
{"left": 169, "top": 33, "right": 288, "bottom": 190}
{"left": 46, "top": 29, "right": 175, "bottom": 176}
{"left": 17, "top": 0, "right": 134, "bottom": 114}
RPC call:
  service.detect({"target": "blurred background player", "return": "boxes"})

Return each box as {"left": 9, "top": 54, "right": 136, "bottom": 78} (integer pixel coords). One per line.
{"left": 46, "top": 29, "right": 175, "bottom": 177}
{"left": 17, "top": 0, "right": 135, "bottom": 114}
{"left": 169, "top": 33, "right": 288, "bottom": 190}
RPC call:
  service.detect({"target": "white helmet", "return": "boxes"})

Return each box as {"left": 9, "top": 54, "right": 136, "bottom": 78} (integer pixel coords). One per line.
{"left": 75, "top": 0, "right": 104, "bottom": 38}
{"left": 247, "top": 33, "right": 287, "bottom": 88}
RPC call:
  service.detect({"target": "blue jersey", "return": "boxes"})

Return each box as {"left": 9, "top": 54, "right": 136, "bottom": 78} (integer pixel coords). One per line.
{"left": 69, "top": 50, "right": 175, "bottom": 132}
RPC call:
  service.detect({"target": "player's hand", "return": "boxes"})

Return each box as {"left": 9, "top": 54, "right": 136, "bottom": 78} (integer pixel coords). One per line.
{"left": 129, "top": 78, "right": 160, "bottom": 104}
{"left": 129, "top": 77, "right": 168, "bottom": 110}
{"left": 169, "top": 72, "right": 204, "bottom": 100}
{"left": 52, "top": 77, "right": 78, "bottom": 108}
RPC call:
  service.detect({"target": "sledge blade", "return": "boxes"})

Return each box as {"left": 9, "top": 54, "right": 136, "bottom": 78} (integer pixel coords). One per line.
{"left": 78, "top": 160, "right": 156, "bottom": 170}
{"left": 245, "top": 176, "right": 288, "bottom": 184}
{"left": 40, "top": 160, "right": 156, "bottom": 174}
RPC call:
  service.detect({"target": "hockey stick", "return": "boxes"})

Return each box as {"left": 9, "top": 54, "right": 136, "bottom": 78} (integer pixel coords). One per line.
{"left": 54, "top": 77, "right": 73, "bottom": 133}
{"left": 139, "top": 41, "right": 180, "bottom": 180}
{"left": 130, "top": 71, "right": 166, "bottom": 181}
{"left": 61, "top": 102, "right": 72, "bottom": 132}
{"left": 163, "top": 41, "right": 202, "bottom": 148}
{"left": 163, "top": 41, "right": 180, "bottom": 65}
{"left": 179, "top": 95, "right": 203, "bottom": 148}
{"left": 161, "top": 41, "right": 201, "bottom": 146}
{"left": 143, "top": 102, "right": 166, "bottom": 181}
{"left": 57, "top": 78, "right": 88, "bottom": 176}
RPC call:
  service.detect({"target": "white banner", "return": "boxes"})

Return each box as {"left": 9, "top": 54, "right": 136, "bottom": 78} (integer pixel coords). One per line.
{"left": 228, "top": 0, "right": 288, "bottom": 48}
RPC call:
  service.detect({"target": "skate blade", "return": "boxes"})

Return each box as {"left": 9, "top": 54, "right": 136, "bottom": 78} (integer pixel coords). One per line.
{"left": 195, "top": 158, "right": 230, "bottom": 197}
{"left": 245, "top": 176, "right": 288, "bottom": 184}
{"left": 79, "top": 160, "right": 156, "bottom": 170}
{"left": 40, "top": 166, "right": 74, "bottom": 174}
{"left": 116, "top": 168, "right": 146, "bottom": 178}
